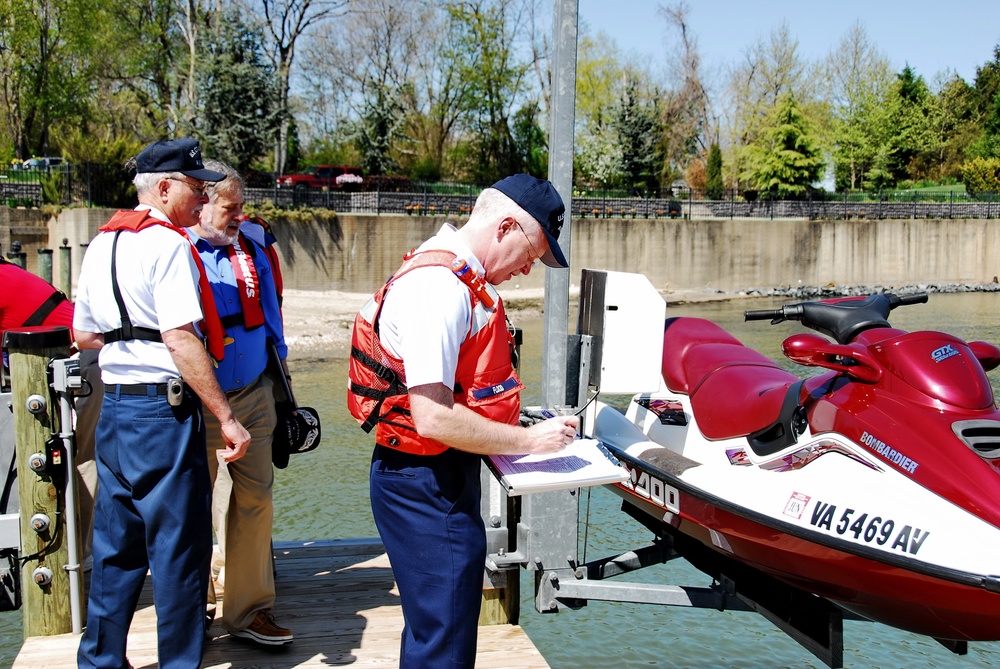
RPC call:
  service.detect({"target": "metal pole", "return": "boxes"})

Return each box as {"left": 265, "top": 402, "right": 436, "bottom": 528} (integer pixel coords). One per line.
{"left": 55, "top": 381, "right": 83, "bottom": 633}
{"left": 541, "top": 0, "right": 579, "bottom": 410}
{"left": 59, "top": 240, "right": 71, "bottom": 298}
{"left": 37, "top": 249, "right": 53, "bottom": 284}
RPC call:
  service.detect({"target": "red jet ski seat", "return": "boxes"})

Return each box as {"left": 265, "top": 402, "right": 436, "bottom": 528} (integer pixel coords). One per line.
{"left": 662, "top": 317, "right": 801, "bottom": 442}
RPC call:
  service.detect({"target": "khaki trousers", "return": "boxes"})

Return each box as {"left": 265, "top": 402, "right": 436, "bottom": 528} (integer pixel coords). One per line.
{"left": 204, "top": 373, "right": 277, "bottom": 631}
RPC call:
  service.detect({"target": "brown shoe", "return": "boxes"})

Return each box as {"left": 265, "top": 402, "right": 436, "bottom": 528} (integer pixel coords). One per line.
{"left": 231, "top": 609, "right": 293, "bottom": 646}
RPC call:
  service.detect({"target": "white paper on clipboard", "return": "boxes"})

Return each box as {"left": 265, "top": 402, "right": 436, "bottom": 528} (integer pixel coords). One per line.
{"left": 485, "top": 438, "right": 629, "bottom": 496}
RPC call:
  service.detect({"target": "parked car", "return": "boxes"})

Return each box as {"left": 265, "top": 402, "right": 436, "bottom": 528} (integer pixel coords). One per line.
{"left": 22, "top": 156, "right": 65, "bottom": 170}
{"left": 276, "top": 165, "right": 363, "bottom": 191}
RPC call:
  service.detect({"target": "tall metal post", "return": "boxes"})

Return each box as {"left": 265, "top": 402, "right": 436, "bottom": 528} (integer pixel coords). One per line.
{"left": 541, "top": 0, "right": 579, "bottom": 410}
{"left": 58, "top": 239, "right": 72, "bottom": 298}
{"left": 37, "top": 249, "right": 53, "bottom": 284}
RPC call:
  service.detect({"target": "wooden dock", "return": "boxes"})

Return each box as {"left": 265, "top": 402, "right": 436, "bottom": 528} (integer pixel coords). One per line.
{"left": 13, "top": 539, "right": 551, "bottom": 668}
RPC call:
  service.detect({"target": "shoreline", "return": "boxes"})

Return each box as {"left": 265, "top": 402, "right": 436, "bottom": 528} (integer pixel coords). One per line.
{"left": 282, "top": 282, "right": 1000, "bottom": 359}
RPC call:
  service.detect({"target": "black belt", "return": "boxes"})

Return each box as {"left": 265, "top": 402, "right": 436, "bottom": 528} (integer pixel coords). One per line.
{"left": 109, "top": 383, "right": 168, "bottom": 396}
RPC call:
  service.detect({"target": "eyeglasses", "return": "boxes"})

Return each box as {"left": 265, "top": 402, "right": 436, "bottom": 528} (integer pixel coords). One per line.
{"left": 168, "top": 177, "right": 208, "bottom": 197}
{"left": 514, "top": 219, "right": 543, "bottom": 267}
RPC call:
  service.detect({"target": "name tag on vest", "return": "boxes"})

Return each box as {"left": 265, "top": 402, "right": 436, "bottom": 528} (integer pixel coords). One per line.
{"left": 472, "top": 377, "right": 519, "bottom": 401}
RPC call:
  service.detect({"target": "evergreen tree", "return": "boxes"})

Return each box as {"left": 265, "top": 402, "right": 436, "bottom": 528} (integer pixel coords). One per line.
{"left": 194, "top": 12, "right": 281, "bottom": 173}
{"left": 612, "top": 78, "right": 663, "bottom": 193}
{"left": 352, "top": 82, "right": 405, "bottom": 176}
{"left": 746, "top": 92, "right": 824, "bottom": 198}
{"left": 512, "top": 101, "right": 548, "bottom": 178}
{"left": 705, "top": 143, "right": 723, "bottom": 199}
{"left": 970, "top": 45, "right": 1000, "bottom": 158}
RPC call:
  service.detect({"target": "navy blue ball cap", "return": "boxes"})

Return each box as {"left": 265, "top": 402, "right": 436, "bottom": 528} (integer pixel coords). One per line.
{"left": 491, "top": 174, "right": 568, "bottom": 268}
{"left": 135, "top": 138, "right": 225, "bottom": 181}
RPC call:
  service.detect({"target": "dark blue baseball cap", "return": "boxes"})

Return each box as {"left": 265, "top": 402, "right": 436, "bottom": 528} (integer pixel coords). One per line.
{"left": 491, "top": 174, "right": 568, "bottom": 268}
{"left": 135, "top": 138, "right": 225, "bottom": 181}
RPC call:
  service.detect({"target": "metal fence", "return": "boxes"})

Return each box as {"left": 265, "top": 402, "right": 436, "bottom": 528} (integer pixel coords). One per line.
{"left": 4, "top": 164, "right": 999, "bottom": 220}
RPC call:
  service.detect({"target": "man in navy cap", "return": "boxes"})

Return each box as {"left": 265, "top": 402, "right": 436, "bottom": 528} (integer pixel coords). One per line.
{"left": 74, "top": 138, "right": 251, "bottom": 668}
{"left": 348, "top": 174, "right": 579, "bottom": 668}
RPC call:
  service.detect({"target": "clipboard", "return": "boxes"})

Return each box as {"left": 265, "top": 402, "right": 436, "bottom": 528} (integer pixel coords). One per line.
{"left": 485, "top": 438, "right": 629, "bottom": 496}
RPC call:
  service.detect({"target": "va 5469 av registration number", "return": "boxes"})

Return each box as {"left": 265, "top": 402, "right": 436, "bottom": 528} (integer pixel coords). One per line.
{"left": 809, "top": 501, "right": 930, "bottom": 555}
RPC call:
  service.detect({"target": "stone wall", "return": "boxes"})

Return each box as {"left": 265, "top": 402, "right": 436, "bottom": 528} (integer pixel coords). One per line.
{"left": 7, "top": 207, "right": 1000, "bottom": 298}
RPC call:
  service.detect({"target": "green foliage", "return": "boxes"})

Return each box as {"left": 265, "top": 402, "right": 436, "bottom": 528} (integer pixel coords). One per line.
{"left": 445, "top": 0, "right": 529, "bottom": 182}
{"left": 960, "top": 156, "right": 1000, "bottom": 195}
{"left": 705, "top": 143, "right": 723, "bottom": 199}
{"left": 305, "top": 136, "right": 359, "bottom": 169}
{"left": 576, "top": 125, "right": 623, "bottom": 186}
{"left": 352, "top": 82, "right": 405, "bottom": 176}
{"left": 193, "top": 12, "right": 281, "bottom": 173}
{"left": 745, "top": 93, "right": 824, "bottom": 198}
{"left": 285, "top": 121, "right": 302, "bottom": 174}
{"left": 410, "top": 156, "right": 443, "bottom": 182}
{"left": 511, "top": 101, "right": 547, "bottom": 179}
{"left": 611, "top": 78, "right": 663, "bottom": 192}
{"left": 39, "top": 172, "right": 65, "bottom": 205}
{"left": 0, "top": 0, "right": 103, "bottom": 157}
{"left": 244, "top": 201, "right": 339, "bottom": 226}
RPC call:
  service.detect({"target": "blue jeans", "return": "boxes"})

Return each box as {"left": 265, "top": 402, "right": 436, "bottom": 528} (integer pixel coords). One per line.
{"left": 370, "top": 446, "right": 486, "bottom": 669}
{"left": 78, "top": 386, "right": 212, "bottom": 669}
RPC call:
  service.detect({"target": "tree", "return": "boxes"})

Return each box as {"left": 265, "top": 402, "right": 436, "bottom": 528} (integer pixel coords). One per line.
{"left": 822, "top": 21, "right": 893, "bottom": 190}
{"left": 960, "top": 156, "right": 1000, "bottom": 195}
{"left": 194, "top": 10, "right": 282, "bottom": 173}
{"left": 722, "top": 22, "right": 820, "bottom": 191}
{"left": 445, "top": 0, "right": 531, "bottom": 182}
{"left": 887, "top": 65, "right": 936, "bottom": 182}
{"left": 0, "top": 0, "right": 103, "bottom": 157}
{"left": 251, "top": 0, "right": 348, "bottom": 174}
{"left": 574, "top": 31, "right": 626, "bottom": 186}
{"left": 659, "top": 2, "right": 715, "bottom": 184}
{"left": 969, "top": 45, "right": 1000, "bottom": 159}
{"left": 611, "top": 77, "right": 663, "bottom": 192}
{"left": 352, "top": 81, "right": 405, "bottom": 175}
{"left": 511, "top": 100, "right": 547, "bottom": 178}
{"left": 705, "top": 142, "right": 723, "bottom": 199}
{"left": 745, "top": 92, "right": 824, "bottom": 198}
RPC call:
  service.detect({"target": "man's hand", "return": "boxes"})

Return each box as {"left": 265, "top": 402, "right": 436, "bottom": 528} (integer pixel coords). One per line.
{"left": 523, "top": 414, "right": 579, "bottom": 455}
{"left": 218, "top": 418, "right": 251, "bottom": 462}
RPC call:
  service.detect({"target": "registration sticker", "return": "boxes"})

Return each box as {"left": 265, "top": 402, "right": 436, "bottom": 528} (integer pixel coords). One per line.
{"left": 784, "top": 492, "right": 810, "bottom": 520}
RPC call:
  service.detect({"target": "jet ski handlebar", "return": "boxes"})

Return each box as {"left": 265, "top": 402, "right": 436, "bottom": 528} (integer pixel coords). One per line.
{"left": 744, "top": 293, "right": 929, "bottom": 344}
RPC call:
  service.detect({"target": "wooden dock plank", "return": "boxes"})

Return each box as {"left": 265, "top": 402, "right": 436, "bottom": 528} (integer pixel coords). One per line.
{"left": 13, "top": 540, "right": 549, "bottom": 669}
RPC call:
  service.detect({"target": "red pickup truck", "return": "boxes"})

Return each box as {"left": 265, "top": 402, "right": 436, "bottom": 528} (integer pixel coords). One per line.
{"left": 276, "top": 165, "right": 363, "bottom": 190}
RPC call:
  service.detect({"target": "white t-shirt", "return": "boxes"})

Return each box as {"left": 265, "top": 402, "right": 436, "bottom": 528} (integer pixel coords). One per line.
{"left": 73, "top": 208, "right": 204, "bottom": 384}
{"left": 379, "top": 224, "right": 494, "bottom": 390}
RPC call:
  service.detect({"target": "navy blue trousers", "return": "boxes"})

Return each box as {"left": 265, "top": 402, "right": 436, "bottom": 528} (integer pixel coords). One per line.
{"left": 78, "top": 387, "right": 212, "bottom": 669}
{"left": 370, "top": 446, "right": 486, "bottom": 669}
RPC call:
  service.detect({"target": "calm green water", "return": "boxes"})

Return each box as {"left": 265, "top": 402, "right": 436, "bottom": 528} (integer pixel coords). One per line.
{"left": 2, "top": 292, "right": 999, "bottom": 667}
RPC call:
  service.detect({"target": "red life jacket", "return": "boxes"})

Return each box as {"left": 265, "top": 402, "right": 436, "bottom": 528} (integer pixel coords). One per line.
{"left": 99, "top": 209, "right": 227, "bottom": 363}
{"left": 225, "top": 232, "right": 265, "bottom": 330}
{"left": 347, "top": 249, "right": 523, "bottom": 456}
{"left": 245, "top": 216, "right": 284, "bottom": 306}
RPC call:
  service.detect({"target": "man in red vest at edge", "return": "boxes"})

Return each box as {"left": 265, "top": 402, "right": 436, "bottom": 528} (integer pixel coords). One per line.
{"left": 73, "top": 138, "right": 251, "bottom": 669}
{"left": 0, "top": 257, "right": 75, "bottom": 350}
{"left": 347, "top": 174, "right": 579, "bottom": 668}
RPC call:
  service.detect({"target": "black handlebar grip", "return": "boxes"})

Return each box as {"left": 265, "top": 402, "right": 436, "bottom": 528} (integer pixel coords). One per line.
{"left": 896, "top": 293, "right": 929, "bottom": 306}
{"left": 744, "top": 309, "right": 782, "bottom": 321}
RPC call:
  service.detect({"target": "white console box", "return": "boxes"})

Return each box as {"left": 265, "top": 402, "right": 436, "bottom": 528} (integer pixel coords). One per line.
{"left": 577, "top": 269, "right": 666, "bottom": 394}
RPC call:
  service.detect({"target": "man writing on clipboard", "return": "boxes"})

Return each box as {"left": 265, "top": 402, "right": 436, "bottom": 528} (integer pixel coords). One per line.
{"left": 348, "top": 174, "right": 579, "bottom": 669}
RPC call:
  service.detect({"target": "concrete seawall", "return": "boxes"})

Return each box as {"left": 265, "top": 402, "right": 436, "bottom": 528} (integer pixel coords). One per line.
{"left": 17, "top": 208, "right": 1000, "bottom": 297}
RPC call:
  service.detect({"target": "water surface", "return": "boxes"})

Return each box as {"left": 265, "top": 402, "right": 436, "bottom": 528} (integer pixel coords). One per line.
{"left": 2, "top": 292, "right": 999, "bottom": 668}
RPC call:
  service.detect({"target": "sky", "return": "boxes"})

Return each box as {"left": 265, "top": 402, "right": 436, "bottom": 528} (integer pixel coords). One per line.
{"left": 576, "top": 0, "right": 1000, "bottom": 87}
